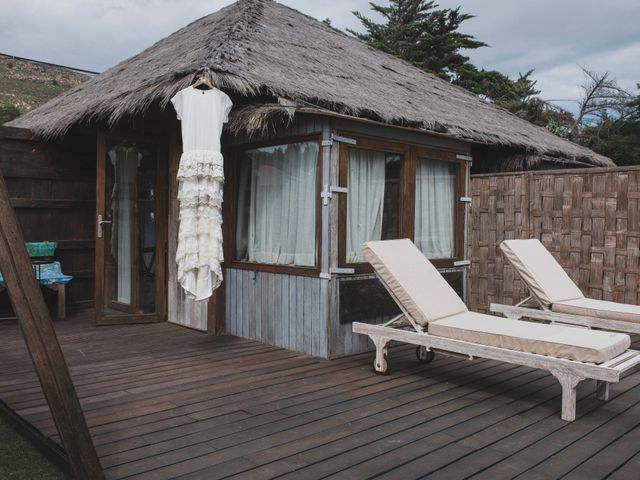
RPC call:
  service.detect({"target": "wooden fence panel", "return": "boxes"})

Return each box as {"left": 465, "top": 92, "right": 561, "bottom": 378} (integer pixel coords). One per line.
{"left": 469, "top": 166, "right": 640, "bottom": 312}
{"left": 469, "top": 172, "right": 531, "bottom": 311}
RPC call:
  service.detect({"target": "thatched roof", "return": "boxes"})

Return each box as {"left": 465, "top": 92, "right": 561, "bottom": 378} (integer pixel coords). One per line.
{"left": 9, "top": 0, "right": 612, "bottom": 167}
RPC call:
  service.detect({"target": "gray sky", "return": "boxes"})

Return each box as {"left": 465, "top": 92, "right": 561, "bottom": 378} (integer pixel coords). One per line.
{"left": 2, "top": 0, "right": 638, "bottom": 113}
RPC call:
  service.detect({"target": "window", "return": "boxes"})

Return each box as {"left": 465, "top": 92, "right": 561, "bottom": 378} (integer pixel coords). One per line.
{"left": 345, "top": 148, "right": 402, "bottom": 262}
{"left": 235, "top": 141, "right": 319, "bottom": 267}
{"left": 340, "top": 137, "right": 464, "bottom": 268}
{"left": 414, "top": 157, "right": 456, "bottom": 258}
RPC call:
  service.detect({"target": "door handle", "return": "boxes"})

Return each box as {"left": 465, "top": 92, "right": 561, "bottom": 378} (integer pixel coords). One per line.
{"left": 97, "top": 214, "right": 112, "bottom": 238}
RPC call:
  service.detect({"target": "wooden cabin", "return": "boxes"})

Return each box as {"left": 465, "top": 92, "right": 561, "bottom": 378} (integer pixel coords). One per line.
{"left": 6, "top": 0, "right": 613, "bottom": 358}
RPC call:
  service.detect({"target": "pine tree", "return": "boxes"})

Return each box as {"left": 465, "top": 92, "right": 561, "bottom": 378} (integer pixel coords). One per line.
{"left": 350, "top": 0, "right": 487, "bottom": 81}
{"left": 455, "top": 65, "right": 540, "bottom": 113}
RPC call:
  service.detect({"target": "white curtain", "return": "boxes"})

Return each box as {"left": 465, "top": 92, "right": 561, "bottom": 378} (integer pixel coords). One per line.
{"left": 415, "top": 158, "right": 456, "bottom": 258}
{"left": 109, "top": 147, "right": 139, "bottom": 305}
{"left": 346, "top": 149, "right": 386, "bottom": 262}
{"left": 237, "top": 142, "right": 319, "bottom": 266}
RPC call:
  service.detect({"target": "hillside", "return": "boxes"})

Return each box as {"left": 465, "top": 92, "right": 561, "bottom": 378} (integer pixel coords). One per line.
{"left": 0, "top": 53, "right": 91, "bottom": 124}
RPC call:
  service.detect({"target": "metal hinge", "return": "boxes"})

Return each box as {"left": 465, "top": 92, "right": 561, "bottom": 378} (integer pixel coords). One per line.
{"left": 453, "top": 260, "right": 471, "bottom": 267}
{"left": 460, "top": 196, "right": 472, "bottom": 203}
{"left": 456, "top": 154, "right": 473, "bottom": 162}
{"left": 321, "top": 184, "right": 348, "bottom": 206}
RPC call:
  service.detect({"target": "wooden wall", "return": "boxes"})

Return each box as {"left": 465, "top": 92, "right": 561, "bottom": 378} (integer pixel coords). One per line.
{"left": 469, "top": 166, "right": 640, "bottom": 312}
{"left": 0, "top": 127, "right": 96, "bottom": 311}
{"left": 166, "top": 129, "right": 208, "bottom": 330}
{"left": 167, "top": 114, "right": 330, "bottom": 337}
{"left": 178, "top": 113, "right": 472, "bottom": 358}
{"left": 225, "top": 269, "right": 329, "bottom": 356}
{"left": 222, "top": 115, "right": 331, "bottom": 356}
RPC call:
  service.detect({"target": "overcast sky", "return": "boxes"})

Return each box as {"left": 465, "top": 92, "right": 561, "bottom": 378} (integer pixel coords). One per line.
{"left": 2, "top": 0, "right": 638, "bottom": 113}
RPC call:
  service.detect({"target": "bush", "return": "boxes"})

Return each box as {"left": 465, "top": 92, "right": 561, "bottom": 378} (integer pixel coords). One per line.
{"left": 0, "top": 105, "right": 21, "bottom": 124}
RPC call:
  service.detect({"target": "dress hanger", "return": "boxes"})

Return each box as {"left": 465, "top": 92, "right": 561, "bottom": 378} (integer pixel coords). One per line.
{"left": 192, "top": 73, "right": 214, "bottom": 91}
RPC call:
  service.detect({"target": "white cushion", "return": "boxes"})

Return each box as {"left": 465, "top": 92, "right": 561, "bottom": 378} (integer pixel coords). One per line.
{"left": 362, "top": 239, "right": 468, "bottom": 326}
{"left": 500, "top": 239, "right": 584, "bottom": 306}
{"left": 429, "top": 311, "right": 630, "bottom": 364}
{"left": 553, "top": 297, "right": 640, "bottom": 324}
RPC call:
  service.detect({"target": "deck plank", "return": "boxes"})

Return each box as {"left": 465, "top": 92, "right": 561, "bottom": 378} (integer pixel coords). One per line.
{"left": 0, "top": 311, "right": 639, "bottom": 479}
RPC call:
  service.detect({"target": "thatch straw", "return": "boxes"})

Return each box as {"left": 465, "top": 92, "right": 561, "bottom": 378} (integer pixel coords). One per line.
{"left": 9, "top": 0, "right": 612, "bottom": 167}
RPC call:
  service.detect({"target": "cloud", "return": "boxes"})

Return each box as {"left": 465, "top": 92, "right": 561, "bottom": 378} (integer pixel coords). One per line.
{"left": 430, "top": 0, "right": 640, "bottom": 106}
{"left": 1, "top": 0, "right": 638, "bottom": 112}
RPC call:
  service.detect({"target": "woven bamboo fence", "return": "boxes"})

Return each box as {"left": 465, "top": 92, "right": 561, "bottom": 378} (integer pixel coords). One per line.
{"left": 468, "top": 165, "right": 640, "bottom": 312}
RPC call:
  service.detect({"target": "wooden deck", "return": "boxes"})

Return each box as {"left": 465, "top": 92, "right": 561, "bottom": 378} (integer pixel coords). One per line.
{"left": 2, "top": 311, "right": 640, "bottom": 479}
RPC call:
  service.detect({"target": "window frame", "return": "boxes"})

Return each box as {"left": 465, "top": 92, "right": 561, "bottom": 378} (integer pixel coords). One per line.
{"left": 225, "top": 134, "right": 323, "bottom": 277}
{"left": 338, "top": 134, "right": 466, "bottom": 272}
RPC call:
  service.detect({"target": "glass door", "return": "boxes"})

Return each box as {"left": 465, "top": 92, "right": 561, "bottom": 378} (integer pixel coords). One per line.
{"left": 95, "top": 134, "right": 166, "bottom": 325}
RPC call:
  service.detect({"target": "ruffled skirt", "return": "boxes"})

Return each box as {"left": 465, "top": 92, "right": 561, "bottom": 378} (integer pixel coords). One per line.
{"left": 176, "top": 150, "right": 225, "bottom": 301}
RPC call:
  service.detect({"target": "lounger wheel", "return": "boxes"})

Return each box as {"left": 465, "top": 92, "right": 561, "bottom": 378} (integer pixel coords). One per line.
{"left": 373, "top": 353, "right": 390, "bottom": 375}
{"left": 416, "top": 346, "right": 435, "bottom": 364}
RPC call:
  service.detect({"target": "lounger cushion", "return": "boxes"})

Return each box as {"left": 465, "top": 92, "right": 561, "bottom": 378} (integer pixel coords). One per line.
{"left": 553, "top": 297, "right": 640, "bottom": 324}
{"left": 362, "top": 239, "right": 468, "bottom": 326}
{"left": 429, "top": 311, "right": 630, "bottom": 364}
{"left": 500, "top": 239, "right": 584, "bottom": 306}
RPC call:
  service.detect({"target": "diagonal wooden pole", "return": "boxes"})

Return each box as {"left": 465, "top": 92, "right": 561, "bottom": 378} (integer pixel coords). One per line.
{"left": 0, "top": 168, "right": 104, "bottom": 479}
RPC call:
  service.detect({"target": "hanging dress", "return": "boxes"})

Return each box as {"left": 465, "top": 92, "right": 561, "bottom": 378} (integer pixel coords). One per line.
{"left": 171, "top": 86, "right": 233, "bottom": 301}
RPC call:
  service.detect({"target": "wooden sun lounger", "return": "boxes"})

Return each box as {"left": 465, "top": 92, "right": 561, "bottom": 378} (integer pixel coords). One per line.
{"left": 352, "top": 239, "right": 640, "bottom": 421}
{"left": 492, "top": 239, "right": 640, "bottom": 334}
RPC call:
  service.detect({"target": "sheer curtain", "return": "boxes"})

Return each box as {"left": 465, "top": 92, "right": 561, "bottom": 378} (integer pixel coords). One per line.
{"left": 415, "top": 158, "right": 456, "bottom": 258}
{"left": 346, "top": 149, "right": 386, "bottom": 262}
{"left": 109, "top": 146, "right": 138, "bottom": 305}
{"left": 236, "top": 142, "right": 319, "bottom": 266}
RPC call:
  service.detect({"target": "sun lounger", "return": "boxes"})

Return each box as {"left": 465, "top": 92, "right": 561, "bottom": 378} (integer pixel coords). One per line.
{"left": 352, "top": 239, "right": 640, "bottom": 421}
{"left": 491, "top": 239, "right": 640, "bottom": 335}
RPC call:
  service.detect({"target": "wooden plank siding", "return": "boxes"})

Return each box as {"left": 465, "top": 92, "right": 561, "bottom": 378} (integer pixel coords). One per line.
{"left": 225, "top": 269, "right": 330, "bottom": 357}
{"left": 0, "top": 126, "right": 96, "bottom": 312}
{"left": 469, "top": 165, "right": 640, "bottom": 312}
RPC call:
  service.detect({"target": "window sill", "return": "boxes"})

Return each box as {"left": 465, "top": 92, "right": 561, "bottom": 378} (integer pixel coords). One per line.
{"left": 339, "top": 257, "right": 464, "bottom": 273}
{"left": 224, "top": 261, "right": 321, "bottom": 278}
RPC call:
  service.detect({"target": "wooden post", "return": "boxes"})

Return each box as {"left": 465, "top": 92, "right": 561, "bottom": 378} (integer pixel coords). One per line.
{"left": 0, "top": 169, "right": 104, "bottom": 479}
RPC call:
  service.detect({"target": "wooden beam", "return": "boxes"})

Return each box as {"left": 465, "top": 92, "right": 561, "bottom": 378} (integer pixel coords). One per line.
{"left": 0, "top": 125, "right": 35, "bottom": 141}
{"left": 0, "top": 168, "right": 104, "bottom": 479}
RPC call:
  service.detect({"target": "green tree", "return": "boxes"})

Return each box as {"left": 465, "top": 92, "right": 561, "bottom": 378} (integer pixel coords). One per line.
{"left": 454, "top": 65, "right": 539, "bottom": 114}
{"left": 584, "top": 84, "right": 640, "bottom": 165}
{"left": 350, "top": 0, "right": 487, "bottom": 81}
{"left": 351, "top": 0, "right": 542, "bottom": 117}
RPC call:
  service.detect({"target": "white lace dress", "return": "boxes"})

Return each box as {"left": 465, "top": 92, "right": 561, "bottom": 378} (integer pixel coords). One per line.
{"left": 171, "top": 86, "right": 233, "bottom": 301}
